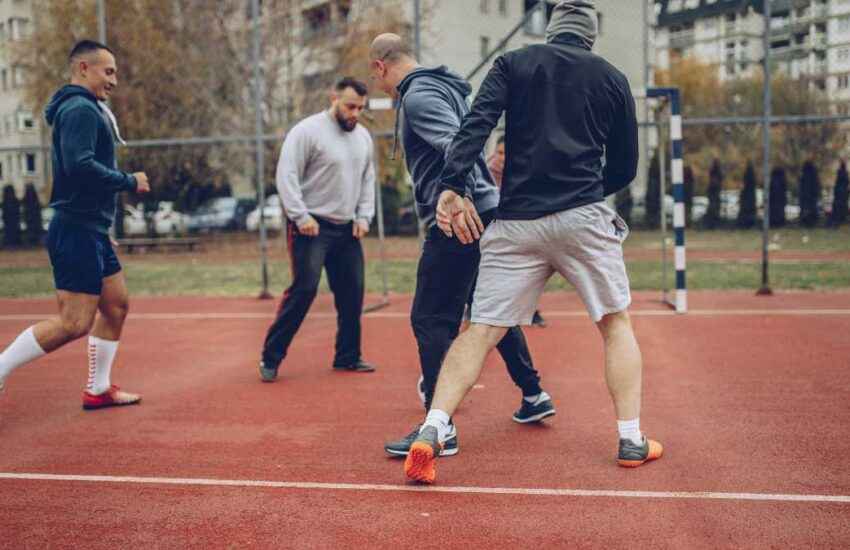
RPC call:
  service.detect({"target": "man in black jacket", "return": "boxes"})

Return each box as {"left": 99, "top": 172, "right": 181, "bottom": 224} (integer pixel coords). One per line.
{"left": 403, "top": 0, "right": 662, "bottom": 484}
{"left": 0, "top": 40, "right": 150, "bottom": 411}
{"left": 369, "top": 33, "right": 555, "bottom": 459}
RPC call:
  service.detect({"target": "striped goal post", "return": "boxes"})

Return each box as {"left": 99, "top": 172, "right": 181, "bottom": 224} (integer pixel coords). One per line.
{"left": 634, "top": 87, "right": 687, "bottom": 314}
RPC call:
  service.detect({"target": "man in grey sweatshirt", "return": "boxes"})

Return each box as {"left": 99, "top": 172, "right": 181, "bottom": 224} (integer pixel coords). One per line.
{"left": 369, "top": 34, "right": 555, "bottom": 459}
{"left": 259, "top": 77, "right": 377, "bottom": 381}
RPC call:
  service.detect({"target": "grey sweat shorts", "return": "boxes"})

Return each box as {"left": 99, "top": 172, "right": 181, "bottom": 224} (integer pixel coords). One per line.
{"left": 471, "top": 201, "right": 631, "bottom": 326}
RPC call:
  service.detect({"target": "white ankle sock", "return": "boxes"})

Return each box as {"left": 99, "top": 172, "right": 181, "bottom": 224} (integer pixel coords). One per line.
{"left": 617, "top": 418, "right": 643, "bottom": 446}
{"left": 0, "top": 326, "right": 46, "bottom": 383}
{"left": 87, "top": 336, "right": 119, "bottom": 395}
{"left": 524, "top": 391, "right": 551, "bottom": 405}
{"left": 421, "top": 409, "right": 452, "bottom": 442}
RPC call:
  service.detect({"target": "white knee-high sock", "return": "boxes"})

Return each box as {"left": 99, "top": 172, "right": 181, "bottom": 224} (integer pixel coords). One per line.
{"left": 0, "top": 326, "right": 46, "bottom": 383}
{"left": 87, "top": 336, "right": 119, "bottom": 395}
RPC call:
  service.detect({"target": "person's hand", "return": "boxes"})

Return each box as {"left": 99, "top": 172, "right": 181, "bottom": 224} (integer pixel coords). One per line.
{"left": 109, "top": 236, "right": 119, "bottom": 248}
{"left": 353, "top": 219, "right": 369, "bottom": 239}
{"left": 462, "top": 196, "right": 484, "bottom": 240}
{"left": 297, "top": 215, "right": 320, "bottom": 237}
{"left": 436, "top": 190, "right": 482, "bottom": 244}
{"left": 133, "top": 172, "right": 150, "bottom": 194}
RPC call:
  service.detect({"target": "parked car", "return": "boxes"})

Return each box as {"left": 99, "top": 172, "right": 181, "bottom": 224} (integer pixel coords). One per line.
{"left": 153, "top": 201, "right": 188, "bottom": 235}
{"left": 246, "top": 195, "right": 284, "bottom": 232}
{"left": 186, "top": 197, "right": 256, "bottom": 233}
{"left": 123, "top": 204, "right": 148, "bottom": 236}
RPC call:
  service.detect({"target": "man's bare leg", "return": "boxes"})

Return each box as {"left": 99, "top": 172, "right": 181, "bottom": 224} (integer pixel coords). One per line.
{"left": 404, "top": 323, "right": 507, "bottom": 483}
{"left": 597, "top": 310, "right": 642, "bottom": 421}
{"left": 91, "top": 271, "right": 129, "bottom": 341}
{"left": 0, "top": 291, "right": 99, "bottom": 388}
{"left": 84, "top": 271, "right": 139, "bottom": 406}
{"left": 429, "top": 323, "right": 509, "bottom": 418}
{"left": 597, "top": 309, "right": 662, "bottom": 467}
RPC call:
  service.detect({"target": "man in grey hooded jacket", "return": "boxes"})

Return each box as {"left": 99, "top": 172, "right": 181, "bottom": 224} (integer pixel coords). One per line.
{"left": 369, "top": 33, "right": 555, "bottom": 458}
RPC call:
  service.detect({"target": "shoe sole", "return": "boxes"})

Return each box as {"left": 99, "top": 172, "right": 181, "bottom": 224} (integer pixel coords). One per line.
{"left": 82, "top": 398, "right": 142, "bottom": 411}
{"left": 404, "top": 442, "right": 438, "bottom": 484}
{"left": 260, "top": 374, "right": 277, "bottom": 383}
{"left": 332, "top": 368, "right": 375, "bottom": 373}
{"left": 385, "top": 442, "right": 458, "bottom": 458}
{"left": 512, "top": 408, "right": 556, "bottom": 424}
{"left": 618, "top": 439, "right": 664, "bottom": 468}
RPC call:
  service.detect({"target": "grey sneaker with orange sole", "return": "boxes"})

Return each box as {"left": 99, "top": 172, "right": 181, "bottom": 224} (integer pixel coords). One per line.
{"left": 617, "top": 436, "right": 663, "bottom": 467}
{"left": 404, "top": 425, "right": 442, "bottom": 484}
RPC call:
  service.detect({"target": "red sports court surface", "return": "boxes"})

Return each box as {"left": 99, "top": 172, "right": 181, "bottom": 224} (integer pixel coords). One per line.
{"left": 1, "top": 291, "right": 849, "bottom": 548}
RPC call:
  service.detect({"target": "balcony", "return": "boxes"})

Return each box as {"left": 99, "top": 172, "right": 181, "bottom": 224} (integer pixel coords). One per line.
{"left": 669, "top": 30, "right": 695, "bottom": 48}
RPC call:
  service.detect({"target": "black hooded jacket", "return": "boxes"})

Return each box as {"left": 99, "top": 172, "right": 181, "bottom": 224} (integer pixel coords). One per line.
{"left": 440, "top": 34, "right": 638, "bottom": 220}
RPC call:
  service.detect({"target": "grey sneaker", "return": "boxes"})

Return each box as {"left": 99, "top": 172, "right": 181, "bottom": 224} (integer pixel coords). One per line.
{"left": 332, "top": 360, "right": 376, "bottom": 373}
{"left": 617, "top": 436, "right": 663, "bottom": 468}
{"left": 512, "top": 395, "right": 556, "bottom": 423}
{"left": 385, "top": 423, "right": 458, "bottom": 457}
{"left": 259, "top": 361, "right": 278, "bottom": 383}
{"left": 403, "top": 425, "right": 441, "bottom": 484}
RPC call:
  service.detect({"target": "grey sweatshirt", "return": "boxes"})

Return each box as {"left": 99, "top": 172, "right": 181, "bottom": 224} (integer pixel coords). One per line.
{"left": 397, "top": 66, "right": 499, "bottom": 229}
{"left": 276, "top": 110, "right": 376, "bottom": 226}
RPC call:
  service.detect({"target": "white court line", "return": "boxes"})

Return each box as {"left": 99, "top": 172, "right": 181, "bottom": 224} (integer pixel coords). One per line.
{"left": 0, "top": 472, "right": 848, "bottom": 503}
{"left": 2, "top": 309, "right": 850, "bottom": 321}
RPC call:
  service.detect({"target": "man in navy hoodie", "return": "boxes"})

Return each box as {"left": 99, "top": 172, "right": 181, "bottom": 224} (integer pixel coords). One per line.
{"left": 0, "top": 40, "right": 150, "bottom": 410}
{"left": 369, "top": 34, "right": 555, "bottom": 459}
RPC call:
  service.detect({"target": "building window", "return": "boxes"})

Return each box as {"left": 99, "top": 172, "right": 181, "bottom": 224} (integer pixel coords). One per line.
{"left": 1, "top": 69, "right": 6, "bottom": 91}
{"left": 0, "top": 160, "right": 3, "bottom": 181}
{"left": 838, "top": 75, "right": 850, "bottom": 89}
{"left": 480, "top": 36, "right": 490, "bottom": 60}
{"left": 18, "top": 113, "right": 34, "bottom": 131}
{"left": 480, "top": 0, "right": 489, "bottom": 15}
{"left": 839, "top": 16, "right": 850, "bottom": 33}
{"left": 25, "top": 154, "right": 36, "bottom": 174}
{"left": 597, "top": 12, "right": 603, "bottom": 35}
{"left": 498, "top": 0, "right": 507, "bottom": 16}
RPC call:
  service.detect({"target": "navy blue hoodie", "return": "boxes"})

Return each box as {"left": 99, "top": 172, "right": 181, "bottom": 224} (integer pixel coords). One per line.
{"left": 397, "top": 66, "right": 499, "bottom": 229}
{"left": 45, "top": 85, "right": 137, "bottom": 234}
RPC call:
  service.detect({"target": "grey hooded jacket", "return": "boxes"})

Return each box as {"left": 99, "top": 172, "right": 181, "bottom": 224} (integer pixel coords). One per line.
{"left": 396, "top": 66, "right": 499, "bottom": 229}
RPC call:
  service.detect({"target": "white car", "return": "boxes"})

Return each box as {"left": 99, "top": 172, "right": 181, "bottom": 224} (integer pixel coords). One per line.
{"left": 246, "top": 195, "right": 284, "bottom": 232}
{"left": 153, "top": 201, "right": 188, "bottom": 235}
{"left": 122, "top": 204, "right": 148, "bottom": 236}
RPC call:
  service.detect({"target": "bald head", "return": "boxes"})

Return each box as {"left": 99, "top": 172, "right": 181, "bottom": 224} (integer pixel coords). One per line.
{"left": 369, "top": 33, "right": 414, "bottom": 64}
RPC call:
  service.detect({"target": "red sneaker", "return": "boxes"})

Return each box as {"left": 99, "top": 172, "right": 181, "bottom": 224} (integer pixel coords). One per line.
{"left": 82, "top": 385, "right": 141, "bottom": 410}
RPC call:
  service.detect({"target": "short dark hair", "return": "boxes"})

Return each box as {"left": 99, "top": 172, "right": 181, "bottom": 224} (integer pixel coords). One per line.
{"left": 335, "top": 77, "right": 368, "bottom": 97}
{"left": 68, "top": 40, "right": 114, "bottom": 63}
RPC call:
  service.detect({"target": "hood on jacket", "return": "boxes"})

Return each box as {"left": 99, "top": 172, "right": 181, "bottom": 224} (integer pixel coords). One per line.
{"left": 44, "top": 84, "right": 98, "bottom": 126}
{"left": 391, "top": 66, "right": 471, "bottom": 159}
{"left": 545, "top": 0, "right": 598, "bottom": 49}
{"left": 397, "top": 65, "right": 472, "bottom": 99}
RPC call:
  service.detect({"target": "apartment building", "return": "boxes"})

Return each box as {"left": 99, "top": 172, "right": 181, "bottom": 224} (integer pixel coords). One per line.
{"left": 0, "top": 0, "right": 45, "bottom": 198}
{"left": 655, "top": 0, "right": 850, "bottom": 114}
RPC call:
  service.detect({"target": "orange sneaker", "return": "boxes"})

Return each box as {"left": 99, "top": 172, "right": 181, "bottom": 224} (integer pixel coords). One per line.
{"left": 617, "top": 436, "right": 663, "bottom": 467}
{"left": 82, "top": 385, "right": 141, "bottom": 410}
{"left": 403, "top": 426, "right": 442, "bottom": 484}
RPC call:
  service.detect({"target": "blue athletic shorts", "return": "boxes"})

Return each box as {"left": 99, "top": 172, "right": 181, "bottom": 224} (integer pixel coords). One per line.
{"left": 46, "top": 217, "right": 122, "bottom": 295}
